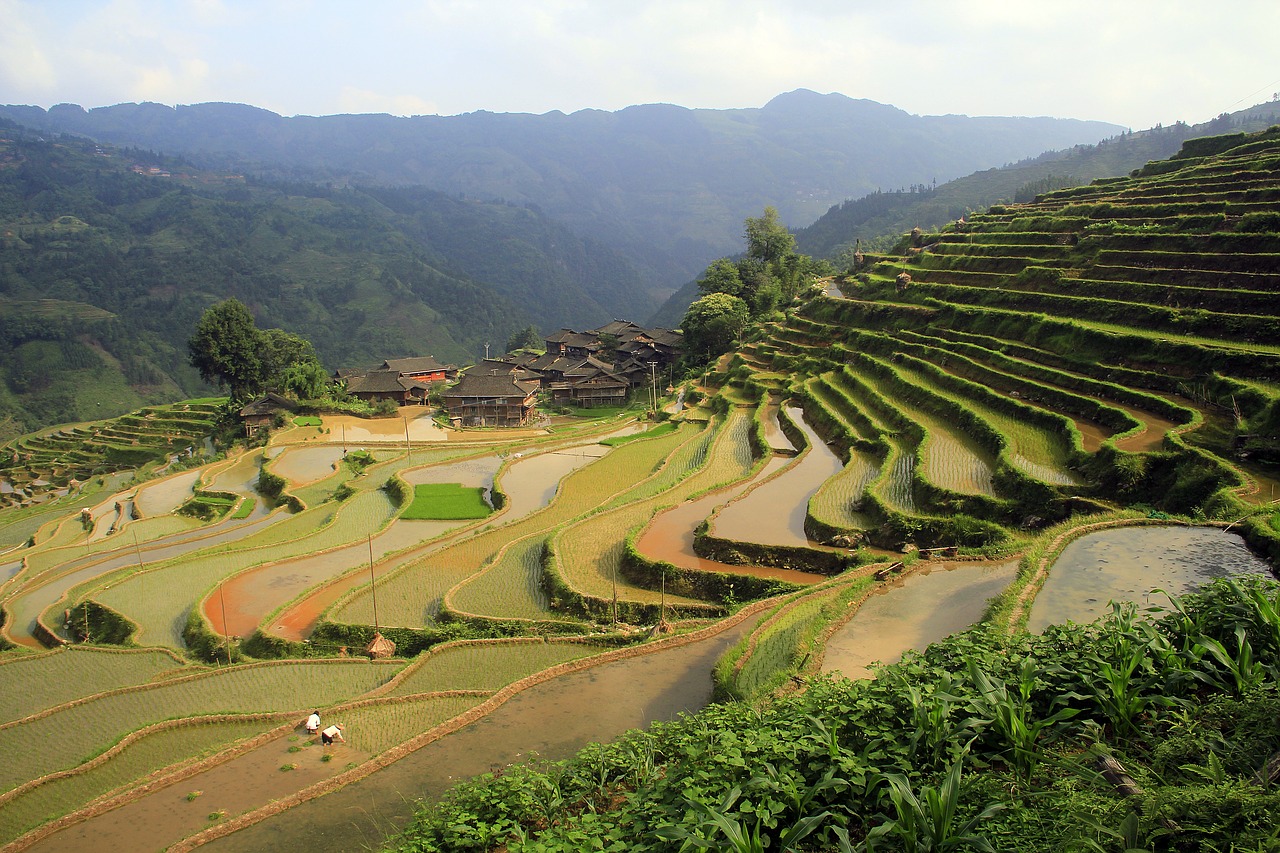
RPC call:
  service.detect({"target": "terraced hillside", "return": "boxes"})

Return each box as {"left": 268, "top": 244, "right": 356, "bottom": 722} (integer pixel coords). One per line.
{"left": 739, "top": 127, "right": 1280, "bottom": 554}
{"left": 0, "top": 131, "right": 1277, "bottom": 853}
{"left": 0, "top": 400, "right": 222, "bottom": 508}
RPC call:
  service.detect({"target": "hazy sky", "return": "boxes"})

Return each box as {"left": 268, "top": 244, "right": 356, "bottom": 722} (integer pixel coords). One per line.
{"left": 3, "top": 0, "right": 1278, "bottom": 130}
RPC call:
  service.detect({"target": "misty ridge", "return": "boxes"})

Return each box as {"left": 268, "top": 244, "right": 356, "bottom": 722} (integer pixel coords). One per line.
{"left": 1, "top": 89, "right": 1123, "bottom": 298}
{"left": 3, "top": 88, "right": 1276, "bottom": 432}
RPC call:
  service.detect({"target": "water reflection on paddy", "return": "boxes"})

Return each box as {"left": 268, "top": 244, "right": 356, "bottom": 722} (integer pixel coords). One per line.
{"left": 1027, "top": 525, "right": 1274, "bottom": 632}
{"left": 822, "top": 560, "right": 1017, "bottom": 680}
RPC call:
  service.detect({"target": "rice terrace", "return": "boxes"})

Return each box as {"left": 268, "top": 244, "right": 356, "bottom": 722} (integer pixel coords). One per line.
{"left": 1, "top": 129, "right": 1279, "bottom": 853}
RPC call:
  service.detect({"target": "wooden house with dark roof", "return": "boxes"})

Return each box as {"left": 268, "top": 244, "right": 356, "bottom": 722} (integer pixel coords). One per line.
{"left": 238, "top": 392, "right": 298, "bottom": 437}
{"left": 380, "top": 356, "right": 448, "bottom": 383}
{"left": 443, "top": 371, "right": 540, "bottom": 427}
{"left": 544, "top": 329, "right": 604, "bottom": 359}
{"left": 345, "top": 369, "right": 431, "bottom": 405}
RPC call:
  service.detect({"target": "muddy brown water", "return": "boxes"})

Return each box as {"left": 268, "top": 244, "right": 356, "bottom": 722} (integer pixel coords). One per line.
{"left": 1027, "top": 525, "right": 1276, "bottom": 632}
{"left": 760, "top": 397, "right": 796, "bottom": 453}
{"left": 4, "top": 510, "right": 287, "bottom": 647}
{"left": 21, "top": 729, "right": 352, "bottom": 853}
{"left": 712, "top": 410, "right": 842, "bottom": 548}
{"left": 820, "top": 560, "right": 1018, "bottom": 679}
{"left": 32, "top": 617, "right": 759, "bottom": 853}
{"left": 264, "top": 446, "right": 348, "bottom": 486}
{"left": 133, "top": 470, "right": 202, "bottom": 518}
{"left": 638, "top": 461, "right": 826, "bottom": 586}
{"left": 310, "top": 411, "right": 449, "bottom": 445}
{"left": 208, "top": 520, "right": 468, "bottom": 639}
{"left": 1111, "top": 402, "right": 1180, "bottom": 453}
{"left": 265, "top": 443, "right": 616, "bottom": 641}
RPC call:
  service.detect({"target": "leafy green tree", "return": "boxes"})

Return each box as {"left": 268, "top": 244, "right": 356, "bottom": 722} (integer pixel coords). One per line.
{"left": 279, "top": 361, "right": 329, "bottom": 399}
{"left": 187, "top": 298, "right": 266, "bottom": 401}
{"left": 259, "top": 328, "right": 320, "bottom": 379}
{"left": 505, "top": 324, "right": 543, "bottom": 353}
{"left": 696, "top": 258, "right": 745, "bottom": 298}
{"left": 744, "top": 206, "right": 795, "bottom": 266}
{"left": 681, "top": 292, "right": 749, "bottom": 361}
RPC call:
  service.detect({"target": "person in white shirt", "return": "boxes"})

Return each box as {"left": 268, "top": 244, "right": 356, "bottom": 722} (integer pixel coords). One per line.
{"left": 305, "top": 711, "right": 321, "bottom": 736}
{"left": 321, "top": 723, "right": 345, "bottom": 745}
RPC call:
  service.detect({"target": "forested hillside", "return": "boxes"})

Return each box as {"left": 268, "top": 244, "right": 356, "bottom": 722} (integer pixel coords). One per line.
{"left": 0, "top": 90, "right": 1122, "bottom": 296}
{"left": 650, "top": 101, "right": 1280, "bottom": 328}
{"left": 0, "top": 122, "right": 648, "bottom": 433}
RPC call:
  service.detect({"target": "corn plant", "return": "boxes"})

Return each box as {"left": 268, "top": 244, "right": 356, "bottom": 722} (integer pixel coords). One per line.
{"left": 863, "top": 758, "right": 1005, "bottom": 853}
{"left": 961, "top": 658, "right": 1078, "bottom": 785}
{"left": 654, "top": 778, "right": 836, "bottom": 853}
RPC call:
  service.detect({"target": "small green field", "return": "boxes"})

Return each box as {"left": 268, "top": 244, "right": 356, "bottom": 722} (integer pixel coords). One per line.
{"left": 401, "top": 483, "right": 493, "bottom": 520}
{"left": 292, "top": 415, "right": 323, "bottom": 427}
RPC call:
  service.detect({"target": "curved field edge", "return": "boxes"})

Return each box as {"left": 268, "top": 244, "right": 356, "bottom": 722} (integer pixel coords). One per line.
{"left": 162, "top": 603, "right": 777, "bottom": 853}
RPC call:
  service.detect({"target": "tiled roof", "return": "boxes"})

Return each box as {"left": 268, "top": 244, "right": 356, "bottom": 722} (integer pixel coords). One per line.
{"left": 448, "top": 372, "right": 539, "bottom": 398}
{"left": 382, "top": 355, "right": 446, "bottom": 374}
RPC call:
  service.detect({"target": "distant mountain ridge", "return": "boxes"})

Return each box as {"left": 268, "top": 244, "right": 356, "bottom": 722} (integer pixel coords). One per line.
{"left": 0, "top": 121, "right": 650, "bottom": 432}
{"left": 0, "top": 90, "right": 1123, "bottom": 298}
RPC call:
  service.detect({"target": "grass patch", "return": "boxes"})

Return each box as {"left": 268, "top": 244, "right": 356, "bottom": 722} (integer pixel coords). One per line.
{"left": 401, "top": 483, "right": 493, "bottom": 520}
{"left": 230, "top": 498, "right": 255, "bottom": 519}
{"left": 293, "top": 415, "right": 323, "bottom": 427}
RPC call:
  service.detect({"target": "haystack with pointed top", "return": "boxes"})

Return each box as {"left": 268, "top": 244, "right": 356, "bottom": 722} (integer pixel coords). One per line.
{"left": 364, "top": 631, "right": 396, "bottom": 659}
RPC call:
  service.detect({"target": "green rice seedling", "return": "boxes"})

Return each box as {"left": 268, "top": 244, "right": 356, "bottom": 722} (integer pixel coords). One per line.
{"left": 230, "top": 498, "right": 255, "bottom": 519}
{"left": 332, "top": 694, "right": 485, "bottom": 755}
{"left": 93, "top": 489, "right": 399, "bottom": 647}
{"left": 0, "top": 660, "right": 401, "bottom": 794}
{"left": 555, "top": 410, "right": 756, "bottom": 603}
{"left": 336, "top": 424, "right": 695, "bottom": 627}
{"left": 0, "top": 720, "right": 266, "bottom": 846}
{"left": 279, "top": 763, "right": 296, "bottom": 771}
{"left": 809, "top": 450, "right": 879, "bottom": 531}
{"left": 0, "top": 647, "right": 183, "bottom": 724}
{"left": 401, "top": 483, "right": 493, "bottom": 520}
{"left": 293, "top": 416, "right": 322, "bottom": 427}
{"left": 890, "top": 359, "right": 1080, "bottom": 486}
{"left": 448, "top": 535, "right": 559, "bottom": 620}
{"left": 388, "top": 640, "right": 601, "bottom": 696}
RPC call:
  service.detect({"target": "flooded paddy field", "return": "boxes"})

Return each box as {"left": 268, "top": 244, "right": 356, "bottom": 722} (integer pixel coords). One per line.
{"left": 1027, "top": 525, "right": 1275, "bottom": 632}
{"left": 711, "top": 409, "right": 841, "bottom": 547}
{"left": 821, "top": 560, "right": 1018, "bottom": 679}
{"left": 191, "top": 615, "right": 761, "bottom": 853}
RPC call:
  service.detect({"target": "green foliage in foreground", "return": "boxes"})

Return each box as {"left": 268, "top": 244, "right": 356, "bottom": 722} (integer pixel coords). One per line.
{"left": 402, "top": 483, "right": 494, "bottom": 520}
{"left": 385, "top": 578, "right": 1280, "bottom": 852}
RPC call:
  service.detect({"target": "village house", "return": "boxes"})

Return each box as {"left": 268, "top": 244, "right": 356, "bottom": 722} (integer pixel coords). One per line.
{"left": 336, "top": 354, "right": 454, "bottom": 406}
{"left": 443, "top": 371, "right": 540, "bottom": 427}
{"left": 237, "top": 392, "right": 297, "bottom": 437}
{"left": 343, "top": 370, "right": 431, "bottom": 405}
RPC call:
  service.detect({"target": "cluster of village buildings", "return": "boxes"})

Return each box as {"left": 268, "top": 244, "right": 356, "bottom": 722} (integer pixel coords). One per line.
{"left": 333, "top": 320, "right": 682, "bottom": 427}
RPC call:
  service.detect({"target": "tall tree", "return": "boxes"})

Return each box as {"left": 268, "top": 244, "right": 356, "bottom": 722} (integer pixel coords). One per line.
{"left": 505, "top": 324, "right": 543, "bottom": 353}
{"left": 744, "top": 206, "right": 796, "bottom": 266}
{"left": 681, "top": 292, "right": 749, "bottom": 361}
{"left": 187, "top": 298, "right": 266, "bottom": 401}
{"left": 696, "top": 258, "right": 745, "bottom": 298}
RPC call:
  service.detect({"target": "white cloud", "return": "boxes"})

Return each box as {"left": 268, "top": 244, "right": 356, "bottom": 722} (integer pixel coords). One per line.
{"left": 1, "top": 0, "right": 1277, "bottom": 128}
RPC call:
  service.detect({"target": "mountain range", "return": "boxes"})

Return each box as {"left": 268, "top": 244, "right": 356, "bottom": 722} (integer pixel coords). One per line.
{"left": 0, "top": 90, "right": 1123, "bottom": 302}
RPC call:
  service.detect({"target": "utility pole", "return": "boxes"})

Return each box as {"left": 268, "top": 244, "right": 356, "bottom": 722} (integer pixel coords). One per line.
{"left": 647, "top": 361, "right": 658, "bottom": 415}
{"left": 218, "top": 582, "right": 232, "bottom": 666}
